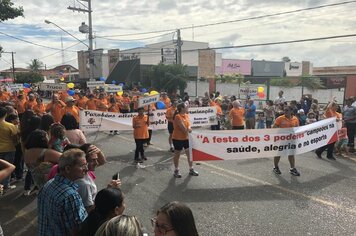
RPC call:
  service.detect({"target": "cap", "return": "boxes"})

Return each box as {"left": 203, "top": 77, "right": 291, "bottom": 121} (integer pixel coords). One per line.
{"left": 298, "top": 109, "right": 305, "bottom": 114}
{"left": 66, "top": 96, "right": 76, "bottom": 102}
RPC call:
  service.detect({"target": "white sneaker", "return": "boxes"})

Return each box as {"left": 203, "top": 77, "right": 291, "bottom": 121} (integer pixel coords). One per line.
{"left": 136, "top": 163, "right": 146, "bottom": 169}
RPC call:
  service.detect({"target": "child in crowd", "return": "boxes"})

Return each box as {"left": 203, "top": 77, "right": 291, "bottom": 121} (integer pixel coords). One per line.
{"left": 48, "top": 123, "right": 70, "bottom": 152}
{"left": 336, "top": 124, "right": 350, "bottom": 157}
{"left": 306, "top": 111, "right": 317, "bottom": 124}
{"left": 256, "top": 111, "right": 265, "bottom": 129}
{"left": 297, "top": 109, "right": 307, "bottom": 126}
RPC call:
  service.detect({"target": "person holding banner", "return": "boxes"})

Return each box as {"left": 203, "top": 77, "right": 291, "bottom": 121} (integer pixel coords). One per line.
{"left": 132, "top": 107, "right": 149, "bottom": 163}
{"left": 273, "top": 105, "right": 301, "bottom": 176}
{"left": 172, "top": 103, "right": 199, "bottom": 178}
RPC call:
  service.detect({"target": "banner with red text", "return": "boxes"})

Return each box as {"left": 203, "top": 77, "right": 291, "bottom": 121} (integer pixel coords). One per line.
{"left": 189, "top": 118, "right": 338, "bottom": 161}
{"left": 80, "top": 106, "right": 217, "bottom": 132}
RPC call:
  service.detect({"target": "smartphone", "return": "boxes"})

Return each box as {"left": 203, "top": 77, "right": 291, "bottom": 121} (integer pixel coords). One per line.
{"left": 112, "top": 172, "right": 120, "bottom": 180}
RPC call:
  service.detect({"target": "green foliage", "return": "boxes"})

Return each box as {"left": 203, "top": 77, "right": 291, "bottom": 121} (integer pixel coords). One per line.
{"left": 144, "top": 64, "right": 188, "bottom": 95}
{"left": 281, "top": 56, "right": 291, "bottom": 62}
{"left": 0, "top": 0, "right": 24, "bottom": 22}
{"left": 15, "top": 72, "right": 44, "bottom": 84}
{"left": 270, "top": 77, "right": 293, "bottom": 87}
{"left": 27, "top": 59, "right": 44, "bottom": 71}
{"left": 298, "top": 75, "right": 325, "bottom": 90}
{"left": 216, "top": 74, "right": 244, "bottom": 84}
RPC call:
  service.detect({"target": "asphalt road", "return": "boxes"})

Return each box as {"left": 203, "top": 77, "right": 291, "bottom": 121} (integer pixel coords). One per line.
{"left": 1, "top": 129, "right": 356, "bottom": 236}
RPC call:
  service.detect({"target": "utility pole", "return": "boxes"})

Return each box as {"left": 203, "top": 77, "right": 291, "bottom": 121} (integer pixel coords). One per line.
{"left": 61, "top": 35, "right": 65, "bottom": 65}
{"left": 176, "top": 29, "right": 182, "bottom": 64}
{"left": 68, "top": 0, "right": 94, "bottom": 81}
{"left": 3, "top": 52, "right": 16, "bottom": 81}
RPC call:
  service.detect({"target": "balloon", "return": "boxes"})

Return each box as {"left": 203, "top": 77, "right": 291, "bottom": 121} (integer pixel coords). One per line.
{"left": 60, "top": 77, "right": 65, "bottom": 81}
{"left": 23, "top": 83, "right": 30, "bottom": 88}
{"left": 117, "top": 91, "right": 123, "bottom": 96}
{"left": 118, "top": 83, "right": 124, "bottom": 87}
{"left": 257, "top": 87, "right": 264, "bottom": 93}
{"left": 67, "top": 83, "right": 75, "bottom": 89}
{"left": 257, "top": 92, "right": 265, "bottom": 98}
{"left": 68, "top": 90, "right": 75, "bottom": 96}
{"left": 150, "top": 90, "right": 159, "bottom": 95}
{"left": 111, "top": 80, "right": 116, "bottom": 84}
{"left": 141, "top": 88, "right": 147, "bottom": 93}
{"left": 156, "top": 101, "right": 166, "bottom": 109}
{"left": 99, "top": 76, "right": 106, "bottom": 81}
{"left": 143, "top": 92, "right": 149, "bottom": 96}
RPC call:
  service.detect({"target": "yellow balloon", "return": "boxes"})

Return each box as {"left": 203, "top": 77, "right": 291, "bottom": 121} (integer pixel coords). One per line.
{"left": 117, "top": 91, "right": 123, "bottom": 96}
{"left": 257, "top": 87, "right": 264, "bottom": 93}
{"left": 143, "top": 92, "right": 149, "bottom": 96}
{"left": 150, "top": 90, "right": 159, "bottom": 95}
{"left": 67, "top": 83, "right": 75, "bottom": 89}
{"left": 60, "top": 77, "right": 65, "bottom": 81}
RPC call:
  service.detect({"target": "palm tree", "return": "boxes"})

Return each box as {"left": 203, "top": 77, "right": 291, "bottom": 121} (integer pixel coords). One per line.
{"left": 27, "top": 59, "right": 44, "bottom": 71}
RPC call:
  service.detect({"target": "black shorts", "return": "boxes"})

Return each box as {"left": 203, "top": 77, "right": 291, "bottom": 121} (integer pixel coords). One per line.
{"left": 168, "top": 122, "right": 174, "bottom": 134}
{"left": 172, "top": 139, "right": 189, "bottom": 151}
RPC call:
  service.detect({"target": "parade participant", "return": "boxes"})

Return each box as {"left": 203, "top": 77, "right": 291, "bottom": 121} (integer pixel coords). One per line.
{"left": 46, "top": 94, "right": 66, "bottom": 122}
{"left": 14, "top": 94, "right": 26, "bottom": 120}
{"left": 160, "top": 92, "right": 171, "bottom": 109}
{"left": 273, "top": 105, "right": 301, "bottom": 176}
{"left": 315, "top": 99, "right": 342, "bottom": 160}
{"left": 24, "top": 93, "right": 37, "bottom": 110}
{"left": 38, "top": 149, "right": 88, "bottom": 236}
{"left": 132, "top": 107, "right": 149, "bottom": 163}
{"left": 96, "top": 93, "right": 109, "bottom": 112}
{"left": 245, "top": 99, "right": 256, "bottom": 129}
{"left": 95, "top": 215, "right": 144, "bottom": 236}
{"left": 229, "top": 100, "right": 245, "bottom": 130}
{"left": 79, "top": 188, "right": 125, "bottom": 236}
{"left": 153, "top": 201, "right": 199, "bottom": 236}
{"left": 0, "top": 89, "right": 9, "bottom": 102}
{"left": 120, "top": 92, "right": 131, "bottom": 113}
{"left": 86, "top": 94, "right": 97, "bottom": 110}
{"left": 76, "top": 92, "right": 88, "bottom": 110}
{"left": 108, "top": 97, "right": 120, "bottom": 113}
{"left": 61, "top": 113, "right": 86, "bottom": 145}
{"left": 33, "top": 97, "right": 46, "bottom": 116}
{"left": 0, "top": 107, "right": 19, "bottom": 191}
{"left": 172, "top": 103, "right": 198, "bottom": 178}
{"left": 211, "top": 98, "right": 223, "bottom": 130}
{"left": 165, "top": 99, "right": 178, "bottom": 152}
{"left": 63, "top": 96, "right": 80, "bottom": 123}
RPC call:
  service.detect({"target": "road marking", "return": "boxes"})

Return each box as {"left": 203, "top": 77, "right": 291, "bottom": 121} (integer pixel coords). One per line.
{"left": 201, "top": 161, "right": 356, "bottom": 215}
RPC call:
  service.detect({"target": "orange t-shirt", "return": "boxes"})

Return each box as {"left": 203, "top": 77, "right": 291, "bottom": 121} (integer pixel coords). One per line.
{"left": 215, "top": 105, "right": 222, "bottom": 115}
{"left": 172, "top": 113, "right": 190, "bottom": 140}
{"left": 96, "top": 99, "right": 108, "bottom": 112}
{"left": 160, "top": 97, "right": 171, "bottom": 109}
{"left": 33, "top": 104, "right": 46, "bottom": 116}
{"left": 108, "top": 104, "right": 120, "bottom": 113}
{"left": 325, "top": 108, "right": 342, "bottom": 119}
{"left": 0, "top": 93, "right": 9, "bottom": 101}
{"left": 15, "top": 99, "right": 26, "bottom": 114}
{"left": 86, "top": 99, "right": 97, "bottom": 110}
{"left": 120, "top": 97, "right": 131, "bottom": 111}
{"left": 132, "top": 115, "right": 149, "bottom": 139}
{"left": 46, "top": 102, "right": 66, "bottom": 122}
{"left": 24, "top": 100, "right": 37, "bottom": 110}
{"left": 229, "top": 108, "right": 245, "bottom": 126}
{"left": 76, "top": 97, "right": 88, "bottom": 109}
{"left": 59, "top": 92, "right": 69, "bottom": 103}
{"left": 165, "top": 106, "right": 176, "bottom": 122}
{"left": 63, "top": 106, "right": 80, "bottom": 122}
{"left": 274, "top": 115, "right": 299, "bottom": 128}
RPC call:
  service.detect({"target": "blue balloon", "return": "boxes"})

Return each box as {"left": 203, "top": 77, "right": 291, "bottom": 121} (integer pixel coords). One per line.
{"left": 67, "top": 90, "right": 75, "bottom": 96}
{"left": 111, "top": 80, "right": 116, "bottom": 84}
{"left": 24, "top": 83, "right": 30, "bottom": 88}
{"left": 99, "top": 76, "right": 106, "bottom": 81}
{"left": 156, "top": 101, "right": 166, "bottom": 109}
{"left": 141, "top": 88, "right": 147, "bottom": 93}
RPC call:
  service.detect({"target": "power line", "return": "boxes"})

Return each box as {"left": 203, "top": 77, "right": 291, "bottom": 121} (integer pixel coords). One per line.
{"left": 0, "top": 58, "right": 12, "bottom": 66}
{"left": 0, "top": 31, "right": 78, "bottom": 52}
{"left": 96, "top": 32, "right": 175, "bottom": 41}
{"left": 97, "top": 0, "right": 356, "bottom": 37}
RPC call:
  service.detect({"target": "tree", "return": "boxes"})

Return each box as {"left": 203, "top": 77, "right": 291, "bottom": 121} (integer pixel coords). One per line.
{"left": 0, "top": 0, "right": 24, "bottom": 22}
{"left": 27, "top": 59, "right": 44, "bottom": 72}
{"left": 282, "top": 56, "right": 291, "bottom": 62}
{"left": 298, "top": 75, "right": 325, "bottom": 95}
{"left": 215, "top": 74, "right": 244, "bottom": 85}
{"left": 144, "top": 64, "right": 189, "bottom": 95}
{"left": 270, "top": 77, "right": 293, "bottom": 87}
{"left": 15, "top": 72, "right": 44, "bottom": 84}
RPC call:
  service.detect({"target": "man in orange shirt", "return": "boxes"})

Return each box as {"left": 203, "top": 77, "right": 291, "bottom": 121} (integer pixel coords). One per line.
{"left": 62, "top": 96, "right": 80, "bottom": 123}
{"left": 165, "top": 99, "right": 178, "bottom": 152}
{"left": 76, "top": 93, "right": 88, "bottom": 110}
{"left": 85, "top": 94, "right": 97, "bottom": 110}
{"left": 132, "top": 107, "right": 149, "bottom": 164}
{"left": 160, "top": 92, "right": 171, "bottom": 109}
{"left": 46, "top": 94, "right": 66, "bottom": 122}
{"left": 120, "top": 92, "right": 131, "bottom": 113}
{"left": 273, "top": 105, "right": 300, "bottom": 176}
{"left": 24, "top": 93, "right": 37, "bottom": 111}
{"left": 315, "top": 100, "right": 342, "bottom": 160}
{"left": 96, "top": 93, "right": 108, "bottom": 112}
{"left": 33, "top": 98, "right": 46, "bottom": 116}
{"left": 229, "top": 100, "right": 245, "bottom": 130}
{"left": 14, "top": 94, "right": 26, "bottom": 119}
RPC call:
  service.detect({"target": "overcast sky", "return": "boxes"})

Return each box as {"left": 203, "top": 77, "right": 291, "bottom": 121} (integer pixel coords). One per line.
{"left": 1, "top": 0, "right": 356, "bottom": 70}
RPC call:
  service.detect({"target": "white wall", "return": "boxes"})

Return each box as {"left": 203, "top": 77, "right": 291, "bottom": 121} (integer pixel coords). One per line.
{"left": 184, "top": 81, "right": 344, "bottom": 104}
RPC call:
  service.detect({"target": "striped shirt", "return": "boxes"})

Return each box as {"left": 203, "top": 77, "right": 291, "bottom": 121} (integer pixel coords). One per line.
{"left": 38, "top": 174, "right": 87, "bottom": 236}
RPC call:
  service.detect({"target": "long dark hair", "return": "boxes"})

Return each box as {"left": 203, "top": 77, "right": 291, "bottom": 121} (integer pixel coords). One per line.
{"left": 25, "top": 129, "right": 48, "bottom": 149}
{"left": 60, "top": 113, "right": 79, "bottom": 130}
{"left": 40, "top": 114, "right": 55, "bottom": 132}
{"left": 157, "top": 201, "right": 199, "bottom": 236}
{"left": 173, "top": 103, "right": 186, "bottom": 121}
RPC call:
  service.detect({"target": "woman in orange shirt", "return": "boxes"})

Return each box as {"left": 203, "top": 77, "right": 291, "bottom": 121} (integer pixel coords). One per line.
{"left": 85, "top": 94, "right": 97, "bottom": 110}
{"left": 132, "top": 107, "right": 149, "bottom": 164}
{"left": 172, "top": 103, "right": 198, "bottom": 178}
{"left": 229, "top": 100, "right": 245, "bottom": 130}
{"left": 33, "top": 98, "right": 46, "bottom": 116}
{"left": 165, "top": 99, "right": 178, "bottom": 152}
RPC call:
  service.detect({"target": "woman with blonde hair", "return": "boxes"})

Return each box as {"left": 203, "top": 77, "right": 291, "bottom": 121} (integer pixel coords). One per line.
{"left": 95, "top": 215, "right": 144, "bottom": 236}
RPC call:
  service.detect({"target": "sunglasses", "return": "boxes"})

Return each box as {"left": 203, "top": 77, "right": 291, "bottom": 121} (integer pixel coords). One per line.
{"left": 151, "top": 217, "right": 174, "bottom": 234}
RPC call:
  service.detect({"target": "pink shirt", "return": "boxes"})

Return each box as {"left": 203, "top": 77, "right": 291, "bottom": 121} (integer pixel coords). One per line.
{"left": 65, "top": 129, "right": 86, "bottom": 145}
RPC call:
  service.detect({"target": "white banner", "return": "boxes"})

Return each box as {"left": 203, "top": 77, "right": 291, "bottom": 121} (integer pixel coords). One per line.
{"left": 9, "top": 83, "right": 23, "bottom": 91}
{"left": 80, "top": 106, "right": 217, "bottom": 132}
{"left": 104, "top": 84, "right": 122, "bottom": 93}
{"left": 86, "top": 81, "right": 105, "bottom": 88}
{"left": 39, "top": 83, "right": 67, "bottom": 91}
{"left": 189, "top": 118, "right": 338, "bottom": 161}
{"left": 138, "top": 94, "right": 160, "bottom": 108}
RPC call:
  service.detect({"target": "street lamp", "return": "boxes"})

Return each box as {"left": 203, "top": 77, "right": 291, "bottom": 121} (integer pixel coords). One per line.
{"left": 44, "top": 19, "right": 94, "bottom": 81}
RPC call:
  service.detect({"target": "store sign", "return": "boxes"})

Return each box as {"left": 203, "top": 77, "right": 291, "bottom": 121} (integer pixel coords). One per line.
{"left": 220, "top": 59, "right": 251, "bottom": 75}
{"left": 252, "top": 61, "right": 284, "bottom": 77}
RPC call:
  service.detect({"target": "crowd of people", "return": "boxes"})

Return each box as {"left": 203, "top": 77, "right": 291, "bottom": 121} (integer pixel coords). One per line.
{"left": 0, "top": 83, "right": 355, "bottom": 235}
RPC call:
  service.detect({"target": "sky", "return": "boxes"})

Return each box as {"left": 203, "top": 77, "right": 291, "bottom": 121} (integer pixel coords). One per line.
{"left": 1, "top": 0, "right": 356, "bottom": 71}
